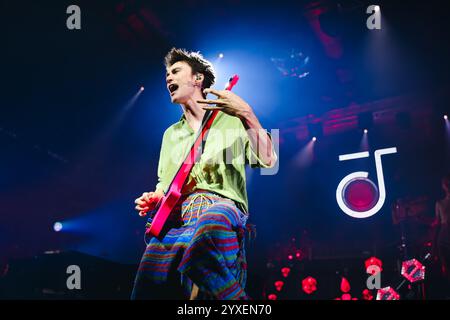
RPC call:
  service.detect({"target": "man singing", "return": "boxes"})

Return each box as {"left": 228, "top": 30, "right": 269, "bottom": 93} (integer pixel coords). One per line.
{"left": 131, "top": 48, "right": 277, "bottom": 300}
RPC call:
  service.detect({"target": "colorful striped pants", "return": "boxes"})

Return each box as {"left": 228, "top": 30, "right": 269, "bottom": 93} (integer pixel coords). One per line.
{"left": 131, "top": 191, "right": 249, "bottom": 300}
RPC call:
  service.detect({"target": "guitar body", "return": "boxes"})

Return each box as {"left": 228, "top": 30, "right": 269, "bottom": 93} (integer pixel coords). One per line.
{"left": 145, "top": 186, "right": 182, "bottom": 239}
{"left": 144, "top": 75, "right": 239, "bottom": 240}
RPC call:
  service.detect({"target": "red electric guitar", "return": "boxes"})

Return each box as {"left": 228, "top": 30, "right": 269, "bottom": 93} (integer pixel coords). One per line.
{"left": 144, "top": 75, "right": 239, "bottom": 240}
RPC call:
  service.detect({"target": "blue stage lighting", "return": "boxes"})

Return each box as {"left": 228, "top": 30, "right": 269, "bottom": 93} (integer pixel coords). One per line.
{"left": 53, "top": 222, "right": 63, "bottom": 232}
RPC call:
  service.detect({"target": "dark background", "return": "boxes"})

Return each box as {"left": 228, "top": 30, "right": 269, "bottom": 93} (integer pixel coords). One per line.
{"left": 1, "top": 0, "right": 450, "bottom": 299}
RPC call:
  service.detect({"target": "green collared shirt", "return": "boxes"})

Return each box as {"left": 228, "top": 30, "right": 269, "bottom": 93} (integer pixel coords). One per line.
{"left": 155, "top": 111, "right": 274, "bottom": 213}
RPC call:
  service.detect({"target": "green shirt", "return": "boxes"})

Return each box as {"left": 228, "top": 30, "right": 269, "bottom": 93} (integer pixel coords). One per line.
{"left": 155, "top": 111, "right": 274, "bottom": 213}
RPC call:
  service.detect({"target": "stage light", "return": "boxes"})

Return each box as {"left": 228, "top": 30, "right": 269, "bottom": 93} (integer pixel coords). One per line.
{"left": 445, "top": 115, "right": 448, "bottom": 120}
{"left": 401, "top": 259, "right": 426, "bottom": 283}
{"left": 340, "top": 277, "right": 351, "bottom": 293}
{"left": 267, "top": 294, "right": 277, "bottom": 300}
{"left": 218, "top": 53, "right": 224, "bottom": 59}
{"left": 361, "top": 129, "right": 369, "bottom": 151}
{"left": 336, "top": 294, "right": 357, "bottom": 300}
{"left": 53, "top": 222, "right": 63, "bottom": 232}
{"left": 302, "top": 276, "right": 317, "bottom": 295}
{"left": 274, "top": 280, "right": 284, "bottom": 292}
{"left": 308, "top": 122, "right": 323, "bottom": 141}
{"left": 341, "top": 293, "right": 352, "bottom": 300}
{"left": 281, "top": 267, "right": 291, "bottom": 278}
{"left": 140, "top": 86, "right": 145, "bottom": 91}
{"left": 365, "top": 256, "right": 383, "bottom": 274}
{"left": 293, "top": 139, "right": 315, "bottom": 168}
{"left": 376, "top": 287, "right": 400, "bottom": 300}
{"left": 288, "top": 254, "right": 293, "bottom": 260}
{"left": 362, "top": 289, "right": 374, "bottom": 300}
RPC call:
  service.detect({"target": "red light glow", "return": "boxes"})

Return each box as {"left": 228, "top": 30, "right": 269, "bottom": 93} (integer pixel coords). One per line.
{"left": 365, "top": 256, "right": 383, "bottom": 274}
{"left": 302, "top": 276, "right": 317, "bottom": 295}
{"left": 274, "top": 280, "right": 284, "bottom": 292}
{"left": 340, "top": 277, "right": 351, "bottom": 293}
{"left": 281, "top": 267, "right": 291, "bottom": 278}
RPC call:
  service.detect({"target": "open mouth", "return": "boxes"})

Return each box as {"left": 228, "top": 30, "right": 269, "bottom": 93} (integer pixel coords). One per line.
{"left": 168, "top": 84, "right": 179, "bottom": 95}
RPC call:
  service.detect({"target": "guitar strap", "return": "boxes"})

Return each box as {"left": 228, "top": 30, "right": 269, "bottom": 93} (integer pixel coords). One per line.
{"left": 165, "top": 75, "right": 239, "bottom": 194}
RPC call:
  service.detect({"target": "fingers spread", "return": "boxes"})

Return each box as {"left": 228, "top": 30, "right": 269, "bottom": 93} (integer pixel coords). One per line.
{"left": 203, "top": 88, "right": 224, "bottom": 97}
{"left": 197, "top": 99, "right": 226, "bottom": 105}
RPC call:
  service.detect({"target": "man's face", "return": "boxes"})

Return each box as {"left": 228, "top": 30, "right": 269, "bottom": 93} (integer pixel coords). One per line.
{"left": 166, "top": 61, "right": 197, "bottom": 104}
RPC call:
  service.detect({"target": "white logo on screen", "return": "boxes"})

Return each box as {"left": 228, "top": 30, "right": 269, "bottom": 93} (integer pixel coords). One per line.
{"left": 336, "top": 147, "right": 397, "bottom": 219}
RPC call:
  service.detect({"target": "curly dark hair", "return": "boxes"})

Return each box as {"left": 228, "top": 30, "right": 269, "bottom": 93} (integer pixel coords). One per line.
{"left": 164, "top": 48, "right": 216, "bottom": 93}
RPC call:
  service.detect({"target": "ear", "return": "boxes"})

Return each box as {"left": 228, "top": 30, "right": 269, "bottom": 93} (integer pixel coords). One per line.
{"left": 195, "top": 73, "right": 204, "bottom": 82}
